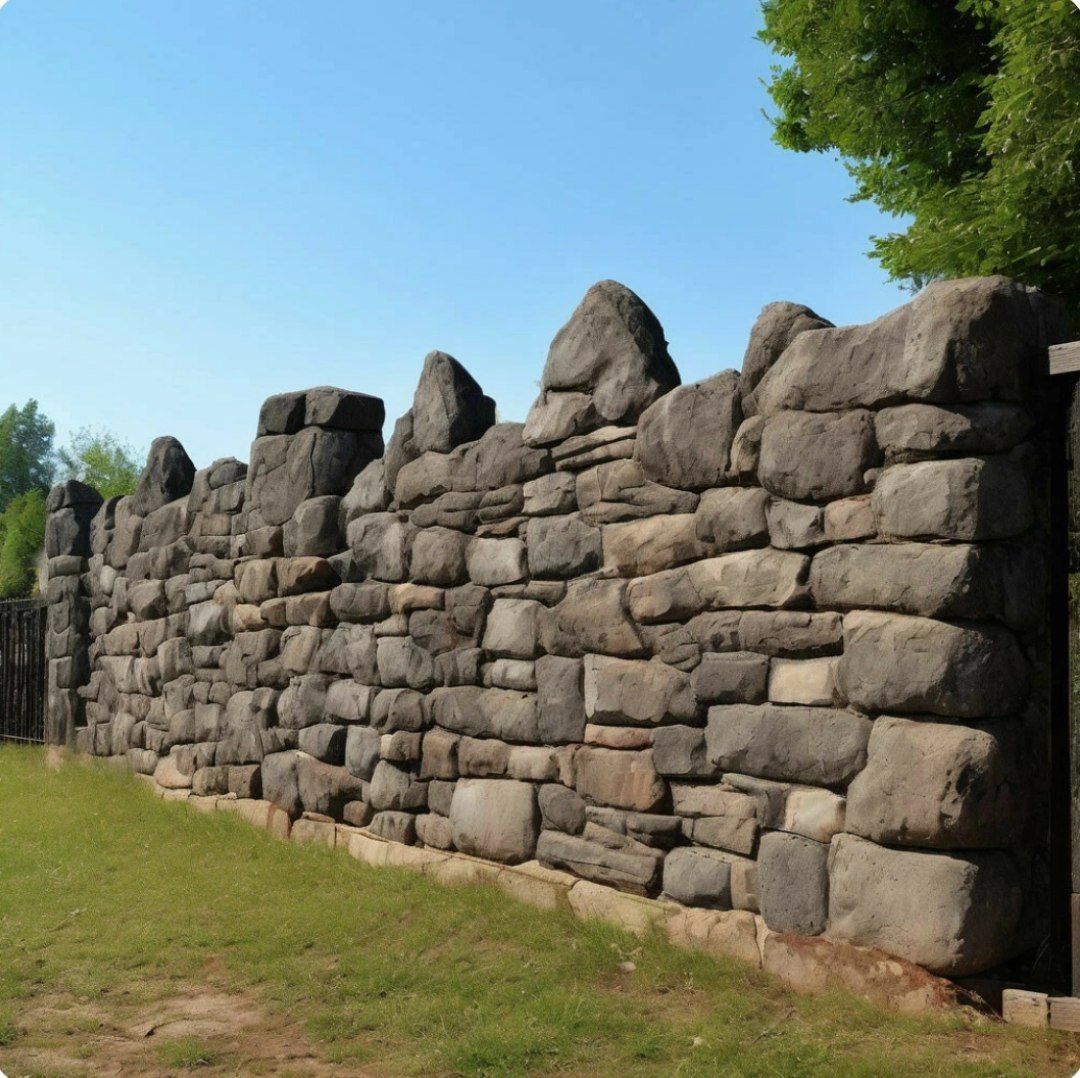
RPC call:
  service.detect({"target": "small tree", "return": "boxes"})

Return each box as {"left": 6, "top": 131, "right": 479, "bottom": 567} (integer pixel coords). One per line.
{"left": 0, "top": 400, "right": 55, "bottom": 512}
{"left": 58, "top": 427, "right": 141, "bottom": 500}
{"left": 0, "top": 489, "right": 47, "bottom": 598}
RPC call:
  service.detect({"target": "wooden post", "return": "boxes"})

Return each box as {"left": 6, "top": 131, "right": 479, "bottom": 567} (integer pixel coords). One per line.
{"left": 1048, "top": 341, "right": 1079, "bottom": 992}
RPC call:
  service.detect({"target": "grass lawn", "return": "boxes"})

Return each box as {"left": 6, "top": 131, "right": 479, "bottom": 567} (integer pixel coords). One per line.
{"left": 0, "top": 746, "right": 1077, "bottom": 1076}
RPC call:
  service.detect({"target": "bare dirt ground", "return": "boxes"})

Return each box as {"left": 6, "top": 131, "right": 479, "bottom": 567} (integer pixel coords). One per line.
{"left": 1, "top": 983, "right": 374, "bottom": 1076}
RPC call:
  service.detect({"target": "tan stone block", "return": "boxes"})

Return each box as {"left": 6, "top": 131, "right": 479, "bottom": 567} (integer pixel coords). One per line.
{"left": 291, "top": 817, "right": 337, "bottom": 848}
{"left": 665, "top": 907, "right": 761, "bottom": 967}
{"left": 495, "top": 860, "right": 575, "bottom": 911}
{"left": 567, "top": 880, "right": 674, "bottom": 935}
{"left": 1002, "top": 989, "right": 1049, "bottom": 1028}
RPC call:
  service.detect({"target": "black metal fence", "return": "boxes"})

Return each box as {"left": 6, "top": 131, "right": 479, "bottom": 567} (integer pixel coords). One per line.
{"left": 0, "top": 598, "right": 47, "bottom": 744}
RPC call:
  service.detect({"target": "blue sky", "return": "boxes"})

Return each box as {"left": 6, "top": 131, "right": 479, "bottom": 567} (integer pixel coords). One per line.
{"left": 0, "top": 1, "right": 907, "bottom": 468}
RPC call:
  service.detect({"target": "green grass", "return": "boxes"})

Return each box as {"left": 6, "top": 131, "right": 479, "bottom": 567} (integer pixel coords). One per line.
{"left": 156, "top": 1037, "right": 222, "bottom": 1069}
{"left": 0, "top": 745, "right": 1077, "bottom": 1076}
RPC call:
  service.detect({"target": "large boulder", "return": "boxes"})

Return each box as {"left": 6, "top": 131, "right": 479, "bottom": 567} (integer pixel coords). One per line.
{"left": 450, "top": 778, "right": 540, "bottom": 863}
{"left": 583, "top": 655, "right": 697, "bottom": 727}
{"left": 634, "top": 371, "right": 742, "bottom": 491}
{"left": 739, "top": 301, "right": 832, "bottom": 415}
{"left": 524, "top": 280, "right": 680, "bottom": 442}
{"left": 837, "top": 611, "right": 1027, "bottom": 719}
{"left": 758, "top": 410, "right": 878, "bottom": 503}
{"left": 130, "top": 437, "right": 196, "bottom": 516}
{"left": 845, "top": 716, "right": 1024, "bottom": 849}
{"left": 808, "top": 543, "right": 1007, "bottom": 622}
{"left": 827, "top": 834, "right": 1025, "bottom": 976}
{"left": 755, "top": 276, "right": 1064, "bottom": 416}
{"left": 705, "top": 704, "right": 871, "bottom": 788}
{"left": 871, "top": 457, "right": 1032, "bottom": 541}
{"left": 411, "top": 351, "right": 496, "bottom": 453}
{"left": 573, "top": 746, "right": 666, "bottom": 812}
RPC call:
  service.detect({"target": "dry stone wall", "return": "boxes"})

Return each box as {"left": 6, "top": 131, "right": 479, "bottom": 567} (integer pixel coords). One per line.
{"left": 45, "top": 275, "right": 1064, "bottom": 981}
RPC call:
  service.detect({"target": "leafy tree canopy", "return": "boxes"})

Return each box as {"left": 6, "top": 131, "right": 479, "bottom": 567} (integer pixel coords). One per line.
{"left": 0, "top": 489, "right": 47, "bottom": 598}
{"left": 58, "top": 427, "right": 142, "bottom": 501}
{"left": 759, "top": 1, "right": 1080, "bottom": 300}
{"left": 0, "top": 400, "right": 55, "bottom": 512}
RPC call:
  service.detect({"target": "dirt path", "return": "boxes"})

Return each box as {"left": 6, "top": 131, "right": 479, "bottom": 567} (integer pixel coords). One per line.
{"left": 2, "top": 983, "right": 376, "bottom": 1076}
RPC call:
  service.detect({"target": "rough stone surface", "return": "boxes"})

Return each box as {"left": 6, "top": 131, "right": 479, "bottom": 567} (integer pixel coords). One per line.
{"left": 53, "top": 274, "right": 1057, "bottom": 986}
{"left": 845, "top": 716, "right": 1024, "bottom": 849}
{"left": 449, "top": 779, "right": 539, "bottom": 863}
{"left": 827, "top": 834, "right": 1025, "bottom": 976}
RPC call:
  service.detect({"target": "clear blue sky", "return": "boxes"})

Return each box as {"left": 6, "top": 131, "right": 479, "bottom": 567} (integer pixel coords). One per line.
{"left": 0, "top": 1, "right": 907, "bottom": 469}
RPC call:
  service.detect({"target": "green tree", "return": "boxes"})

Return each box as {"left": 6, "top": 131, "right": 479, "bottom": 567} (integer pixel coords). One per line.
{"left": 0, "top": 489, "right": 47, "bottom": 598}
{"left": 759, "top": 2, "right": 1080, "bottom": 300}
{"left": 0, "top": 400, "right": 55, "bottom": 511}
{"left": 58, "top": 427, "right": 141, "bottom": 500}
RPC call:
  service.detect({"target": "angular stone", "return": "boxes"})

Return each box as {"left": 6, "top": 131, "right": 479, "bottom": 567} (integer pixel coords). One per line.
{"left": 705, "top": 704, "right": 870, "bottom": 788}
{"left": 536, "top": 830, "right": 662, "bottom": 895}
{"left": 689, "top": 800, "right": 759, "bottom": 856}
{"left": 330, "top": 582, "right": 391, "bottom": 623}
{"left": 540, "top": 578, "right": 645, "bottom": 659}
{"left": 534, "top": 280, "right": 680, "bottom": 429}
{"left": 627, "top": 550, "right": 808, "bottom": 624}
{"left": 410, "top": 351, "right": 496, "bottom": 453}
{"left": 875, "top": 402, "right": 1031, "bottom": 461}
{"left": 539, "top": 783, "right": 586, "bottom": 834}
{"left": 692, "top": 652, "right": 769, "bottom": 705}
{"left": 739, "top": 300, "right": 832, "bottom": 414}
{"left": 277, "top": 556, "right": 338, "bottom": 596}
{"left": 131, "top": 436, "right": 196, "bottom": 516}
{"left": 693, "top": 487, "right": 769, "bottom": 549}
{"left": 602, "top": 514, "right": 705, "bottom": 577}
{"left": 846, "top": 716, "right": 1023, "bottom": 849}
{"left": 523, "top": 390, "right": 598, "bottom": 447}
{"left": 262, "top": 750, "right": 302, "bottom": 817}
{"left": 534, "top": 655, "right": 586, "bottom": 744}
{"left": 767, "top": 658, "right": 836, "bottom": 706}
{"left": 759, "top": 410, "right": 877, "bottom": 503}
{"left": 576, "top": 459, "right": 697, "bottom": 524}
{"left": 827, "top": 833, "right": 1024, "bottom": 976}
{"left": 369, "top": 810, "right": 417, "bottom": 845}
{"left": 466, "top": 537, "right": 527, "bottom": 586}
{"left": 368, "top": 760, "right": 426, "bottom": 811}
{"left": 634, "top": 371, "right": 741, "bottom": 490}
{"left": 758, "top": 832, "right": 829, "bottom": 935}
{"left": 526, "top": 515, "right": 601, "bottom": 578}
{"left": 583, "top": 655, "right": 697, "bottom": 727}
{"left": 449, "top": 778, "right": 539, "bottom": 863}
{"left": 574, "top": 747, "right": 665, "bottom": 812}
{"left": 809, "top": 542, "right": 1008, "bottom": 621}
{"left": 409, "top": 527, "right": 469, "bottom": 588}
{"left": 348, "top": 513, "right": 416, "bottom": 582}
{"left": 297, "top": 756, "right": 365, "bottom": 816}
{"left": 284, "top": 496, "right": 342, "bottom": 558}
{"left": 823, "top": 496, "right": 875, "bottom": 542}
{"left": 651, "top": 725, "right": 714, "bottom": 779}
{"left": 781, "top": 788, "right": 846, "bottom": 843}
{"left": 482, "top": 598, "right": 541, "bottom": 659}
{"left": 430, "top": 686, "right": 539, "bottom": 743}
{"left": 662, "top": 846, "right": 735, "bottom": 908}
{"left": 339, "top": 460, "right": 391, "bottom": 525}
{"left": 766, "top": 498, "right": 824, "bottom": 550}
{"left": 301, "top": 386, "right": 385, "bottom": 432}
{"left": 297, "top": 722, "right": 347, "bottom": 764}
{"left": 871, "top": 457, "right": 1032, "bottom": 541}
{"left": 522, "top": 472, "right": 577, "bottom": 516}
{"left": 838, "top": 611, "right": 1027, "bottom": 719}
{"left": 344, "top": 725, "right": 381, "bottom": 780}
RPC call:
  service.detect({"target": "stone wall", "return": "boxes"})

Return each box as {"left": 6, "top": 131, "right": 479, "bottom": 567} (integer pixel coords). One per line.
{"left": 45, "top": 275, "right": 1065, "bottom": 981}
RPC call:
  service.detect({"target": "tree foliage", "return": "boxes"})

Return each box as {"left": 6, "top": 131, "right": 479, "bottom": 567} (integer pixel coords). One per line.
{"left": 0, "top": 489, "right": 46, "bottom": 598}
{"left": 0, "top": 400, "right": 55, "bottom": 512}
{"left": 58, "top": 427, "right": 141, "bottom": 500}
{"left": 759, "top": 1, "right": 1080, "bottom": 300}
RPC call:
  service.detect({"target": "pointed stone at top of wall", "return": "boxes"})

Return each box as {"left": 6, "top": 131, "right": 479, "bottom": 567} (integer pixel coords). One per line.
{"left": 738, "top": 301, "right": 832, "bottom": 417}
{"left": 45, "top": 479, "right": 104, "bottom": 512}
{"left": 411, "top": 351, "right": 496, "bottom": 455}
{"left": 754, "top": 276, "right": 1065, "bottom": 417}
{"left": 524, "top": 280, "right": 680, "bottom": 445}
{"left": 130, "top": 436, "right": 196, "bottom": 516}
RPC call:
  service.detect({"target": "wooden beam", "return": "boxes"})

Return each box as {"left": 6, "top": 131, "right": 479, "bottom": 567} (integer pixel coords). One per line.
{"left": 1050, "top": 341, "right": 1080, "bottom": 376}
